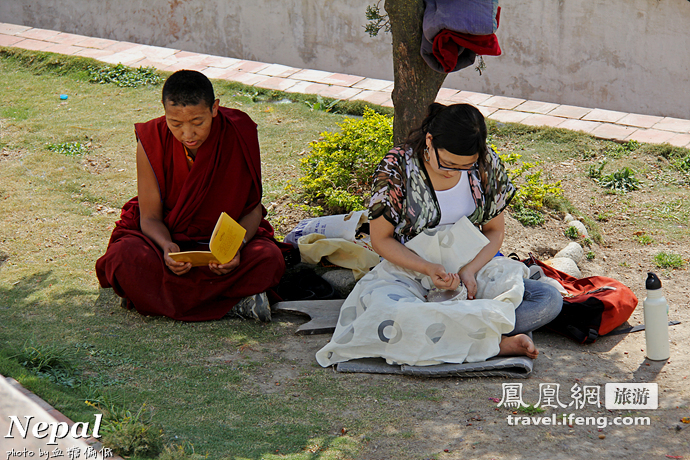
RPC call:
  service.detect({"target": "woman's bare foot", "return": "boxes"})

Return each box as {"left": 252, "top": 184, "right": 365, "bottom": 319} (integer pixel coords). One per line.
{"left": 498, "top": 334, "right": 538, "bottom": 359}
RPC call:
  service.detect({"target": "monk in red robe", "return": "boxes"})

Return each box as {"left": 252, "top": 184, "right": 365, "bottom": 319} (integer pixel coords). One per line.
{"left": 96, "top": 70, "right": 285, "bottom": 322}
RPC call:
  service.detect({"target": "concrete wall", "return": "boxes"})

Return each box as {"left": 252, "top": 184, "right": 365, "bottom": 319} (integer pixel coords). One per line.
{"left": 2, "top": 0, "right": 689, "bottom": 118}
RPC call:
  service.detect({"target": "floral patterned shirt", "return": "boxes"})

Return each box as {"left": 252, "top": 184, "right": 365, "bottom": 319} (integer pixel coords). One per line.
{"left": 369, "top": 145, "right": 515, "bottom": 243}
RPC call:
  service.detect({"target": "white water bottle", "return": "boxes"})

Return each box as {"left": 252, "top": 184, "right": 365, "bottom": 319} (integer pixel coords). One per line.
{"left": 643, "top": 272, "right": 670, "bottom": 361}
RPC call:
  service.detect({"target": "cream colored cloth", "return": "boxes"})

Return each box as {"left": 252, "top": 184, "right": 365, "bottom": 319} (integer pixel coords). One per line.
{"left": 316, "top": 217, "right": 528, "bottom": 367}
{"left": 298, "top": 234, "right": 380, "bottom": 280}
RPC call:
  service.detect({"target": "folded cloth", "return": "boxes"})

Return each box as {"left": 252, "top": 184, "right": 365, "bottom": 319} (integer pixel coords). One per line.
{"left": 421, "top": 0, "right": 502, "bottom": 73}
{"left": 421, "top": 34, "right": 476, "bottom": 74}
{"left": 433, "top": 30, "right": 502, "bottom": 72}
{"left": 423, "top": 0, "right": 499, "bottom": 40}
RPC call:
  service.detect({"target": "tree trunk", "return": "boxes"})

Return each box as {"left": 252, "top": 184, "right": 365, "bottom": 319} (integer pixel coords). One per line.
{"left": 384, "top": 0, "right": 447, "bottom": 145}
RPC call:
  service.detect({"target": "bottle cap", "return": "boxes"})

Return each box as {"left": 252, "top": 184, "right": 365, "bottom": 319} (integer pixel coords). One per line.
{"left": 645, "top": 272, "right": 662, "bottom": 290}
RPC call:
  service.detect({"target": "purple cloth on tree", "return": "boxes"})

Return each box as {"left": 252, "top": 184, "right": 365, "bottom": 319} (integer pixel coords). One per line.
{"left": 423, "top": 0, "right": 499, "bottom": 41}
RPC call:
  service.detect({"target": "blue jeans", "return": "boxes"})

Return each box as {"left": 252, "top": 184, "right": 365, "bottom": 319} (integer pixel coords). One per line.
{"left": 509, "top": 279, "right": 563, "bottom": 335}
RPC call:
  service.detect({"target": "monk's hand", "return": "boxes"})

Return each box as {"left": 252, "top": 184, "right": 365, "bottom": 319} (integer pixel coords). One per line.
{"left": 209, "top": 251, "right": 240, "bottom": 276}
{"left": 459, "top": 266, "right": 478, "bottom": 299}
{"left": 428, "top": 263, "right": 460, "bottom": 290}
{"left": 163, "top": 242, "right": 191, "bottom": 276}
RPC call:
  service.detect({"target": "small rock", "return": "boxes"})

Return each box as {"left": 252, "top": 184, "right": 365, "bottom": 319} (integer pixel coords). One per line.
{"left": 564, "top": 213, "right": 575, "bottom": 223}
{"left": 598, "top": 434, "right": 605, "bottom": 439}
{"left": 568, "top": 220, "right": 589, "bottom": 238}
{"left": 320, "top": 269, "right": 357, "bottom": 297}
{"left": 555, "top": 242, "right": 584, "bottom": 264}
{"left": 545, "top": 257, "right": 582, "bottom": 278}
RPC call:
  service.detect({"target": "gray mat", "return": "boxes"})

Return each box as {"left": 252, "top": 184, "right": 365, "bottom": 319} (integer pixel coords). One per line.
{"left": 273, "top": 299, "right": 346, "bottom": 335}
{"left": 336, "top": 356, "right": 534, "bottom": 378}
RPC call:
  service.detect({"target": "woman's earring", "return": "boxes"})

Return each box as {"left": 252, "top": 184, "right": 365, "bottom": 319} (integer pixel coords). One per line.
{"left": 423, "top": 147, "right": 430, "bottom": 162}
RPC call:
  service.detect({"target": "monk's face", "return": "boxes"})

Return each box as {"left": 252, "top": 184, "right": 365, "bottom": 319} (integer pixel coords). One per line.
{"left": 164, "top": 99, "right": 219, "bottom": 153}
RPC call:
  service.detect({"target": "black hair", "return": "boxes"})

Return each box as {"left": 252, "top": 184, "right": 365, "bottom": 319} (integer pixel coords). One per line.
{"left": 405, "top": 102, "right": 490, "bottom": 192}
{"left": 161, "top": 70, "right": 215, "bottom": 110}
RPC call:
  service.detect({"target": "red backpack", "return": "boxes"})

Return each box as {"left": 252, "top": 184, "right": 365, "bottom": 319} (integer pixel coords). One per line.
{"left": 523, "top": 255, "right": 639, "bottom": 344}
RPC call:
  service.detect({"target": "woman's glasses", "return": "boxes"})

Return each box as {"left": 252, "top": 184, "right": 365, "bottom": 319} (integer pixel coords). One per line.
{"left": 433, "top": 147, "right": 479, "bottom": 172}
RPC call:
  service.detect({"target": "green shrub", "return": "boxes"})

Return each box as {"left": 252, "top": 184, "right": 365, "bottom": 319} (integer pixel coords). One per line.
{"left": 654, "top": 252, "right": 685, "bottom": 269}
{"left": 499, "top": 150, "right": 562, "bottom": 226}
{"left": 586, "top": 251, "right": 595, "bottom": 260}
{"left": 297, "top": 107, "right": 393, "bottom": 213}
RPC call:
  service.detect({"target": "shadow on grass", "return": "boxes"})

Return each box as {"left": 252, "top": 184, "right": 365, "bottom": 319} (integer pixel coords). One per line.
{"left": 0, "top": 272, "right": 363, "bottom": 459}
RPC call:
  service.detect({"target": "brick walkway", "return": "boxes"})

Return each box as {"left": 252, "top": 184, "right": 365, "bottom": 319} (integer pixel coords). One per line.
{"left": 1, "top": 21, "right": 689, "bottom": 148}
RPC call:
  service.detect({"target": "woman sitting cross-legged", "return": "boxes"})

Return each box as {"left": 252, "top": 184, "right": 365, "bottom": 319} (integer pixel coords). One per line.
{"left": 316, "top": 103, "right": 562, "bottom": 367}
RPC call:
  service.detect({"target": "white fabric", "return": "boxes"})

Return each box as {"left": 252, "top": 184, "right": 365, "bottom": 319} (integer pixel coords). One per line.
{"left": 435, "top": 172, "right": 476, "bottom": 226}
{"left": 284, "top": 211, "right": 367, "bottom": 247}
{"left": 315, "top": 217, "right": 528, "bottom": 367}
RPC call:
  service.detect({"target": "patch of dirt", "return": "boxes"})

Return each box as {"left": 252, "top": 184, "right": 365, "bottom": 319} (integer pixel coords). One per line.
{"left": 0, "top": 147, "right": 24, "bottom": 162}
{"left": 81, "top": 155, "right": 111, "bottom": 174}
{"left": 266, "top": 194, "right": 313, "bottom": 237}
{"left": 266, "top": 158, "right": 690, "bottom": 459}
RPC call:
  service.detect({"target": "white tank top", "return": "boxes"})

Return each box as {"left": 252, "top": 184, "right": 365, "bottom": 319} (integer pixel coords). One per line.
{"left": 435, "top": 172, "right": 476, "bottom": 226}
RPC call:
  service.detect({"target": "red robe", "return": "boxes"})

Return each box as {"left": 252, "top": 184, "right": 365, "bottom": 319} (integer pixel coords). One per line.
{"left": 95, "top": 107, "right": 285, "bottom": 321}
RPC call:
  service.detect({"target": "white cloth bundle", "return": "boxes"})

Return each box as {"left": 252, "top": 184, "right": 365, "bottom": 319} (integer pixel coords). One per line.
{"left": 316, "top": 217, "right": 528, "bottom": 367}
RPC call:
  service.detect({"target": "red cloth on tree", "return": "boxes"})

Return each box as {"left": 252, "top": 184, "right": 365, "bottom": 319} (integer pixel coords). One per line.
{"left": 95, "top": 107, "right": 285, "bottom": 321}
{"left": 432, "top": 6, "right": 502, "bottom": 73}
{"left": 432, "top": 29, "right": 502, "bottom": 72}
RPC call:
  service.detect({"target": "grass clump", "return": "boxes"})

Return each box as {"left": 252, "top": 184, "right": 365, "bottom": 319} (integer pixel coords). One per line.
{"left": 511, "top": 207, "right": 544, "bottom": 226}
{"left": 89, "top": 399, "right": 164, "bottom": 458}
{"left": 46, "top": 141, "right": 88, "bottom": 155}
{"left": 297, "top": 107, "right": 393, "bottom": 213}
{"left": 517, "top": 404, "right": 545, "bottom": 415}
{"left": 564, "top": 226, "right": 580, "bottom": 240}
{"left": 599, "top": 167, "right": 641, "bottom": 192}
{"left": 12, "top": 341, "right": 80, "bottom": 388}
{"left": 634, "top": 233, "right": 654, "bottom": 245}
{"left": 654, "top": 252, "right": 685, "bottom": 269}
{"left": 88, "top": 63, "right": 163, "bottom": 87}
{"left": 589, "top": 160, "right": 641, "bottom": 192}
{"left": 157, "top": 444, "right": 207, "bottom": 460}
{"left": 303, "top": 95, "right": 339, "bottom": 112}
{"left": 603, "top": 140, "right": 640, "bottom": 159}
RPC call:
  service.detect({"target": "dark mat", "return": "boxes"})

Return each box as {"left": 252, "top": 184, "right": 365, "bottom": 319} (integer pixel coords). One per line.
{"left": 336, "top": 356, "right": 534, "bottom": 378}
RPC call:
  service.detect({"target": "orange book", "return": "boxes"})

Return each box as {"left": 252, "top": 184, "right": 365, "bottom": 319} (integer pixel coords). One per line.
{"left": 168, "top": 212, "right": 246, "bottom": 266}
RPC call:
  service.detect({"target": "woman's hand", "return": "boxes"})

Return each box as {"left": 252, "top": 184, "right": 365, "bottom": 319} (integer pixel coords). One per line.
{"left": 459, "top": 265, "right": 478, "bottom": 299}
{"left": 163, "top": 242, "right": 192, "bottom": 276}
{"left": 209, "top": 251, "right": 241, "bottom": 276}
{"left": 428, "top": 263, "right": 461, "bottom": 290}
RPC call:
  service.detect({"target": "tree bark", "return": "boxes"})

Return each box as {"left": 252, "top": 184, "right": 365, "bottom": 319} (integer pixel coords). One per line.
{"left": 385, "top": 0, "right": 447, "bottom": 145}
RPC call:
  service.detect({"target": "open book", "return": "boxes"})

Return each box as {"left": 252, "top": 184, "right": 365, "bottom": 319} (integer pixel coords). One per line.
{"left": 168, "top": 212, "right": 246, "bottom": 267}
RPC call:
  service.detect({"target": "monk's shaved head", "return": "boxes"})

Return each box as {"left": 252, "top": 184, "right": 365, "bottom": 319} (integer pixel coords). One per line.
{"left": 162, "top": 70, "right": 215, "bottom": 110}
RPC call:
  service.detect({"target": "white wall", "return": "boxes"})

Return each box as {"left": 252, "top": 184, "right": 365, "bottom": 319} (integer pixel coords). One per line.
{"left": 2, "top": 0, "right": 689, "bottom": 118}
